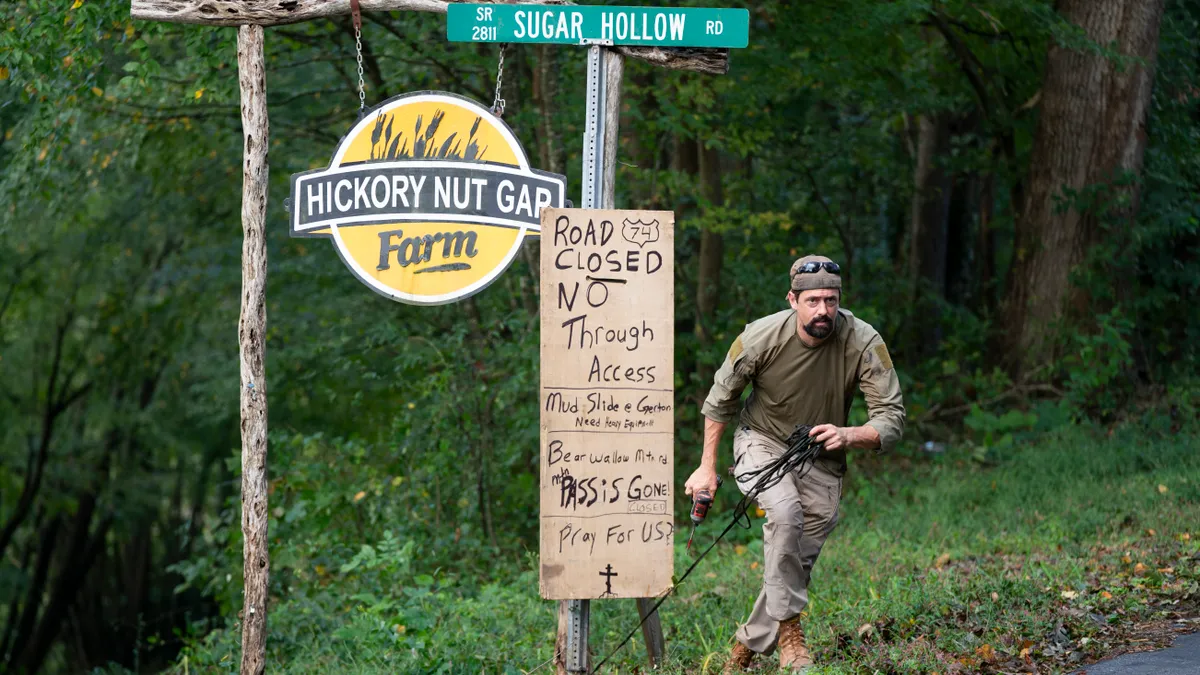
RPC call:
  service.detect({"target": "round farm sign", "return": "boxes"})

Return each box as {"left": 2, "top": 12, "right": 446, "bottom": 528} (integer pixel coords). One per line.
{"left": 288, "top": 91, "right": 567, "bottom": 305}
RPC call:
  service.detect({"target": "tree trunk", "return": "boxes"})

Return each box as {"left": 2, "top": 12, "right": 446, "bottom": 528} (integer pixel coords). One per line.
{"left": 0, "top": 533, "right": 34, "bottom": 660}
{"left": 694, "top": 142, "right": 724, "bottom": 351}
{"left": 237, "top": 24, "right": 271, "bottom": 675}
{"left": 975, "top": 172, "right": 997, "bottom": 316}
{"left": 944, "top": 175, "right": 972, "bottom": 305}
{"left": 907, "top": 114, "right": 953, "bottom": 355}
{"left": 1002, "top": 0, "right": 1165, "bottom": 374}
{"left": 0, "top": 310, "right": 77, "bottom": 563}
{"left": 6, "top": 516, "right": 60, "bottom": 667}
{"left": 14, "top": 473, "right": 108, "bottom": 673}
{"left": 532, "top": 45, "right": 564, "bottom": 176}
{"left": 909, "top": 114, "right": 951, "bottom": 302}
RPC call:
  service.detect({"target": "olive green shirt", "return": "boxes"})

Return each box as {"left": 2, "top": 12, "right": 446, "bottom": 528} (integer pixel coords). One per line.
{"left": 701, "top": 308, "right": 905, "bottom": 475}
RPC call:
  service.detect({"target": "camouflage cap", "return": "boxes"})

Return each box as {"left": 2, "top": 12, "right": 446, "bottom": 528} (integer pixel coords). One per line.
{"left": 790, "top": 254, "right": 843, "bottom": 291}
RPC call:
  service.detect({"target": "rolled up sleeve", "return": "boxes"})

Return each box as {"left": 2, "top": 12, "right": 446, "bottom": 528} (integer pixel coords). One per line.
{"left": 701, "top": 335, "right": 754, "bottom": 424}
{"left": 859, "top": 338, "right": 905, "bottom": 453}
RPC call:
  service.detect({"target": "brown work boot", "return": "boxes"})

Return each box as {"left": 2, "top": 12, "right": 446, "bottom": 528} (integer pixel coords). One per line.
{"left": 777, "top": 616, "right": 814, "bottom": 672}
{"left": 721, "top": 641, "right": 756, "bottom": 674}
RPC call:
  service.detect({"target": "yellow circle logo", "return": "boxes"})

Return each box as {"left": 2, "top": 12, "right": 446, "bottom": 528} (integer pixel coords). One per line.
{"left": 288, "top": 92, "right": 566, "bottom": 304}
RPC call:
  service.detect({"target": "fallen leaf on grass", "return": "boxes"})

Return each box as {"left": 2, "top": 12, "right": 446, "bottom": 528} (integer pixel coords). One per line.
{"left": 1134, "top": 562, "right": 1148, "bottom": 575}
{"left": 991, "top": 592, "right": 999, "bottom": 601}
{"left": 857, "top": 623, "right": 874, "bottom": 638}
{"left": 935, "top": 553, "right": 951, "bottom": 568}
{"left": 1158, "top": 567, "right": 1174, "bottom": 574}
{"left": 1123, "top": 554, "right": 1133, "bottom": 564}
{"left": 353, "top": 491, "right": 366, "bottom": 502}
{"left": 976, "top": 643, "right": 997, "bottom": 662}
{"left": 1062, "top": 590, "right": 1078, "bottom": 600}
{"left": 705, "top": 572, "right": 717, "bottom": 579}
{"left": 1101, "top": 591, "right": 1113, "bottom": 599}
{"left": 734, "top": 545, "right": 747, "bottom": 555}
{"left": 1147, "top": 529, "right": 1157, "bottom": 536}
{"left": 750, "top": 561, "right": 759, "bottom": 570}
{"left": 1158, "top": 484, "right": 1169, "bottom": 494}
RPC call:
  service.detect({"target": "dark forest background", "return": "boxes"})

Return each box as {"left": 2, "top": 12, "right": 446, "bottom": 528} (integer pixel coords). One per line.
{"left": 1, "top": 0, "right": 1198, "bottom": 672}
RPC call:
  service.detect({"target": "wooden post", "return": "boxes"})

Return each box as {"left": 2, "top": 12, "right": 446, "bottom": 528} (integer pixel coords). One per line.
{"left": 599, "top": 47, "right": 666, "bottom": 668}
{"left": 600, "top": 49, "right": 624, "bottom": 209}
{"left": 236, "top": 24, "right": 270, "bottom": 675}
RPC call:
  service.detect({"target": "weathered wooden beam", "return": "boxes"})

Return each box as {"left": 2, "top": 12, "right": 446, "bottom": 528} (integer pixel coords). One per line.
{"left": 236, "top": 23, "right": 271, "bottom": 675}
{"left": 615, "top": 45, "right": 728, "bottom": 76}
{"left": 132, "top": 0, "right": 449, "bottom": 26}
{"left": 601, "top": 48, "right": 623, "bottom": 207}
{"left": 599, "top": 49, "right": 668, "bottom": 667}
{"left": 129, "top": 0, "right": 729, "bottom": 74}
{"left": 636, "top": 597, "right": 666, "bottom": 668}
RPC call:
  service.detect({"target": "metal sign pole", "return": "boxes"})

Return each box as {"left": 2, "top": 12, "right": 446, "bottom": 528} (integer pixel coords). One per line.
{"left": 565, "top": 598, "right": 591, "bottom": 672}
{"left": 564, "top": 43, "right": 607, "bottom": 674}
{"left": 582, "top": 44, "right": 607, "bottom": 209}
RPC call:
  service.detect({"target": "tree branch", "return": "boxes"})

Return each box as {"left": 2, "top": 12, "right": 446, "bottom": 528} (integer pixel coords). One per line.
{"left": 929, "top": 11, "right": 993, "bottom": 119}
{"left": 0, "top": 307, "right": 77, "bottom": 562}
{"left": 0, "top": 251, "right": 43, "bottom": 330}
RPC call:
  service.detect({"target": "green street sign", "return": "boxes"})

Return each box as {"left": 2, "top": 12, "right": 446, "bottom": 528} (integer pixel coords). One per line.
{"left": 446, "top": 4, "right": 749, "bottom": 49}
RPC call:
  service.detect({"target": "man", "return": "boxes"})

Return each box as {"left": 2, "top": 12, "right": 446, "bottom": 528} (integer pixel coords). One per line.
{"left": 684, "top": 255, "right": 905, "bottom": 673}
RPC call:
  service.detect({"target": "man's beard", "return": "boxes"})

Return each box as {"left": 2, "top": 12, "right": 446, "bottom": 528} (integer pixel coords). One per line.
{"left": 804, "top": 316, "right": 834, "bottom": 339}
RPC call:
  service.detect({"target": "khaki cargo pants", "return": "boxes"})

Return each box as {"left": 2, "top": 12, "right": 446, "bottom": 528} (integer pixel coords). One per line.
{"left": 732, "top": 426, "right": 842, "bottom": 654}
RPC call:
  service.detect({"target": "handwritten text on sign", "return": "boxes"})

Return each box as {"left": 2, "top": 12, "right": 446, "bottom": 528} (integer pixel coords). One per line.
{"left": 540, "top": 209, "right": 675, "bottom": 600}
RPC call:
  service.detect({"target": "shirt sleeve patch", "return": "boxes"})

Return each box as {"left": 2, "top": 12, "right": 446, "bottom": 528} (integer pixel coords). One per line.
{"left": 873, "top": 343, "right": 893, "bottom": 371}
{"left": 727, "top": 335, "right": 744, "bottom": 363}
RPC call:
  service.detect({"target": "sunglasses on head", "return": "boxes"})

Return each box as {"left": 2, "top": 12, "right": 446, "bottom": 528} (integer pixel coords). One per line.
{"left": 793, "top": 261, "right": 841, "bottom": 275}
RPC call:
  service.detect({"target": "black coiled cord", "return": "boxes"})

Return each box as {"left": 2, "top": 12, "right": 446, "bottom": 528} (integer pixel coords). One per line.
{"left": 586, "top": 424, "right": 825, "bottom": 673}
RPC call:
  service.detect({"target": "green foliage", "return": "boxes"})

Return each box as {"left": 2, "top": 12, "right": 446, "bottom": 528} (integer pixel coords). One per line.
{"left": 1061, "top": 310, "right": 1135, "bottom": 418}
{"left": 167, "top": 415, "right": 1200, "bottom": 674}
{"left": 963, "top": 405, "right": 1038, "bottom": 463}
{"left": 2, "top": 0, "right": 1198, "bottom": 672}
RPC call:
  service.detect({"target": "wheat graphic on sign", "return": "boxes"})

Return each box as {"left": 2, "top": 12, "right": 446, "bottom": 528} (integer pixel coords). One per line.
{"left": 369, "top": 109, "right": 489, "bottom": 161}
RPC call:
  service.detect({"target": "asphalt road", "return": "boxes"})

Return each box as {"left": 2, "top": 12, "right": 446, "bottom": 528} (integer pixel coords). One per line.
{"left": 1076, "top": 632, "right": 1200, "bottom": 675}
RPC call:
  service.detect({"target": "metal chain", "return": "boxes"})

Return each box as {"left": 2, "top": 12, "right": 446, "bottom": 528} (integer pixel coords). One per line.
{"left": 491, "top": 45, "right": 506, "bottom": 116}
{"left": 354, "top": 23, "right": 366, "bottom": 113}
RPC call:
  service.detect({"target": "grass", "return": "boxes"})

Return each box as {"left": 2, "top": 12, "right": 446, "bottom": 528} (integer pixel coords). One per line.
{"left": 170, "top": 413, "right": 1200, "bottom": 674}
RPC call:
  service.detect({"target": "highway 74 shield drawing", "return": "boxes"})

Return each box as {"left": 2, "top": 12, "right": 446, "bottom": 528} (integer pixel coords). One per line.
{"left": 622, "top": 218, "right": 660, "bottom": 248}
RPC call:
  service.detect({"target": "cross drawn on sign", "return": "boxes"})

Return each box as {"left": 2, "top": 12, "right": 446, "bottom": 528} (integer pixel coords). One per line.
{"left": 599, "top": 564, "right": 619, "bottom": 598}
{"left": 126, "top": 1, "right": 739, "bottom": 673}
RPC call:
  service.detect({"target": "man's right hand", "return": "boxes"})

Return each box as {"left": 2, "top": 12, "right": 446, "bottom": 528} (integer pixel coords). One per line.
{"left": 684, "top": 465, "right": 720, "bottom": 497}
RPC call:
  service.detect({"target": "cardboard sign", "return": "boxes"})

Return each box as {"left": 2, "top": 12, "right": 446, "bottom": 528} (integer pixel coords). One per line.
{"left": 287, "top": 91, "right": 567, "bottom": 305}
{"left": 539, "top": 208, "right": 674, "bottom": 600}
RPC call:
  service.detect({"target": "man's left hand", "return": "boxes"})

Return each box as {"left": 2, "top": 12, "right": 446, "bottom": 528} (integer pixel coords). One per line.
{"left": 809, "top": 424, "right": 849, "bottom": 451}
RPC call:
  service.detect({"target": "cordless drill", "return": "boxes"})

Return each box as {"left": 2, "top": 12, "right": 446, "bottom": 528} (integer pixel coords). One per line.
{"left": 687, "top": 476, "right": 723, "bottom": 553}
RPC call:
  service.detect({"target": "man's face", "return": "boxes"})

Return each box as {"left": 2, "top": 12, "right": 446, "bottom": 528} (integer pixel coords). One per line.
{"left": 788, "top": 289, "right": 840, "bottom": 340}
